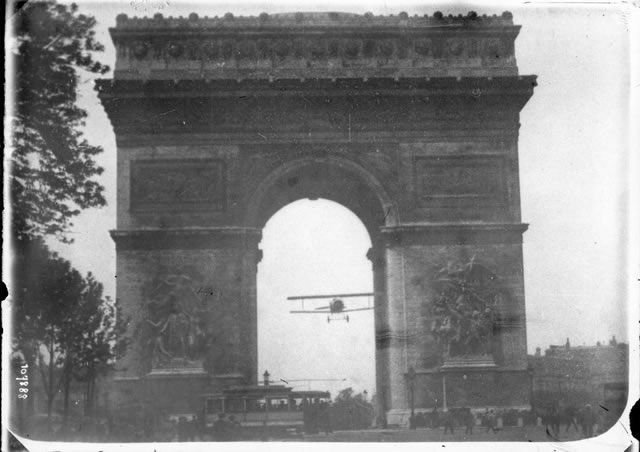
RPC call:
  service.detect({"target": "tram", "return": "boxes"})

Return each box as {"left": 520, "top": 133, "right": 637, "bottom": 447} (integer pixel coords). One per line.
{"left": 202, "top": 384, "right": 330, "bottom": 437}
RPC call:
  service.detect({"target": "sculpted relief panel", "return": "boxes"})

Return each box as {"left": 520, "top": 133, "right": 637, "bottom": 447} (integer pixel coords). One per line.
{"left": 132, "top": 259, "right": 241, "bottom": 375}
{"left": 428, "top": 259, "right": 507, "bottom": 361}
{"left": 140, "top": 268, "right": 212, "bottom": 370}
{"left": 130, "top": 159, "right": 226, "bottom": 211}
{"left": 415, "top": 156, "right": 506, "bottom": 208}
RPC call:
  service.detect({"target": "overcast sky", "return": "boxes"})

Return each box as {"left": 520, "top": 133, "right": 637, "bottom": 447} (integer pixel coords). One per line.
{"left": 33, "top": 0, "right": 632, "bottom": 397}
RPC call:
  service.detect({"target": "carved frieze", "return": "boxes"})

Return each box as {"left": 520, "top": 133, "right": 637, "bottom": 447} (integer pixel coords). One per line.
{"left": 415, "top": 156, "right": 505, "bottom": 207}
{"left": 122, "top": 36, "right": 514, "bottom": 66}
{"left": 111, "top": 11, "right": 519, "bottom": 79}
{"left": 130, "top": 159, "right": 226, "bottom": 211}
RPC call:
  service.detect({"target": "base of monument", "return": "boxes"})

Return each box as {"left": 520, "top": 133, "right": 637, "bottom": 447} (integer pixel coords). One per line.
{"left": 147, "top": 367, "right": 208, "bottom": 377}
{"left": 384, "top": 367, "right": 532, "bottom": 427}
{"left": 386, "top": 404, "right": 533, "bottom": 428}
{"left": 147, "top": 358, "right": 205, "bottom": 375}
{"left": 143, "top": 370, "right": 210, "bottom": 414}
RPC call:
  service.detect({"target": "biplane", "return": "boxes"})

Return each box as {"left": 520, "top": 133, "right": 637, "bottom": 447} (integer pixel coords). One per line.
{"left": 288, "top": 292, "right": 374, "bottom": 323}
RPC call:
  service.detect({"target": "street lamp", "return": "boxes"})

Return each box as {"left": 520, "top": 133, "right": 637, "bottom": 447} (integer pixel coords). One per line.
{"left": 405, "top": 366, "right": 417, "bottom": 429}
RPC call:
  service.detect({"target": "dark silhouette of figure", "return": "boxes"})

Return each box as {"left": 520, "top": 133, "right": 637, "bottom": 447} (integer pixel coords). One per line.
{"left": 213, "top": 413, "right": 230, "bottom": 441}
{"left": 443, "top": 411, "right": 455, "bottom": 434}
{"left": 431, "top": 406, "right": 439, "bottom": 429}
{"left": 227, "top": 415, "right": 241, "bottom": 440}
{"left": 563, "top": 405, "right": 579, "bottom": 433}
{"left": 187, "top": 415, "right": 198, "bottom": 441}
{"left": 486, "top": 409, "right": 498, "bottom": 434}
{"left": 320, "top": 401, "right": 333, "bottom": 434}
{"left": 464, "top": 409, "right": 475, "bottom": 435}
{"left": 581, "top": 404, "right": 596, "bottom": 437}
{"left": 177, "top": 416, "right": 188, "bottom": 442}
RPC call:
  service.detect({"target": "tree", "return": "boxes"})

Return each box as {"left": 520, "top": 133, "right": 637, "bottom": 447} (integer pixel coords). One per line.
{"left": 65, "top": 275, "right": 129, "bottom": 420}
{"left": 12, "top": 239, "right": 128, "bottom": 431}
{"left": 12, "top": 238, "right": 86, "bottom": 429}
{"left": 8, "top": 2, "right": 123, "bottom": 435}
{"left": 10, "top": 0, "right": 109, "bottom": 242}
{"left": 331, "top": 388, "right": 374, "bottom": 430}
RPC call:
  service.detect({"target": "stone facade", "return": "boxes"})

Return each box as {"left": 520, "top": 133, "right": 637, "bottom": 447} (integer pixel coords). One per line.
{"left": 97, "top": 10, "right": 536, "bottom": 423}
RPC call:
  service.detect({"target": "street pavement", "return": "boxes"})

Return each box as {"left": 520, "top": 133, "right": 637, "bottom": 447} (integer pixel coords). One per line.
{"left": 297, "top": 425, "right": 590, "bottom": 442}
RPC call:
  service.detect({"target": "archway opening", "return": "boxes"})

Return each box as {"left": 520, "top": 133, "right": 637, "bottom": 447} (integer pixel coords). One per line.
{"left": 257, "top": 198, "right": 375, "bottom": 398}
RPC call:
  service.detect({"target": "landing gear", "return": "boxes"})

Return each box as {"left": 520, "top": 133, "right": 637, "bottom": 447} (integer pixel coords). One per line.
{"left": 327, "top": 316, "right": 330, "bottom": 323}
{"left": 346, "top": 315, "right": 350, "bottom": 323}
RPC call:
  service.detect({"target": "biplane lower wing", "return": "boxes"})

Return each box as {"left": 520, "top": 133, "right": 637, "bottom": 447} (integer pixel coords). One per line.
{"left": 341, "top": 307, "right": 374, "bottom": 313}
{"left": 290, "top": 310, "right": 331, "bottom": 314}
{"left": 287, "top": 292, "right": 375, "bottom": 300}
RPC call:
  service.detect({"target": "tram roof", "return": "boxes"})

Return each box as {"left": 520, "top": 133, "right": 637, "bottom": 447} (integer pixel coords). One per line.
{"left": 201, "top": 385, "right": 330, "bottom": 398}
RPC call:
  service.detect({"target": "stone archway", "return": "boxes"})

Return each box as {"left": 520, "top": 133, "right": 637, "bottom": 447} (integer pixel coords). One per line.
{"left": 99, "top": 10, "right": 536, "bottom": 423}
{"left": 245, "top": 155, "right": 399, "bottom": 231}
{"left": 244, "top": 155, "right": 398, "bottom": 418}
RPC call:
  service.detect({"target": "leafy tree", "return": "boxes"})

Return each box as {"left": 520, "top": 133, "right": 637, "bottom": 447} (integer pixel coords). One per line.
{"left": 64, "top": 274, "right": 129, "bottom": 419}
{"left": 10, "top": 0, "right": 109, "bottom": 242}
{"left": 12, "top": 239, "right": 128, "bottom": 430}
{"left": 12, "top": 238, "right": 86, "bottom": 428}
{"left": 330, "top": 388, "right": 374, "bottom": 430}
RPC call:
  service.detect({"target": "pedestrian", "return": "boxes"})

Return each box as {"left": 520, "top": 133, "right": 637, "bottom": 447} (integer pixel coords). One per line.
{"left": 486, "top": 409, "right": 498, "bottom": 434}
{"left": 431, "top": 406, "right": 439, "bottom": 429}
{"left": 188, "top": 415, "right": 198, "bottom": 441}
{"left": 464, "top": 409, "right": 474, "bottom": 435}
{"left": 320, "top": 401, "right": 332, "bottom": 435}
{"left": 443, "top": 411, "right": 455, "bottom": 435}
{"left": 177, "top": 417, "right": 188, "bottom": 442}
{"left": 581, "top": 404, "right": 595, "bottom": 437}
{"left": 228, "top": 415, "right": 241, "bottom": 440}
{"left": 213, "top": 413, "right": 229, "bottom": 441}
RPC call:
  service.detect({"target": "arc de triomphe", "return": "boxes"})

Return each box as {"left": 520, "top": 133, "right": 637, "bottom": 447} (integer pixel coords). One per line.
{"left": 97, "top": 10, "right": 536, "bottom": 423}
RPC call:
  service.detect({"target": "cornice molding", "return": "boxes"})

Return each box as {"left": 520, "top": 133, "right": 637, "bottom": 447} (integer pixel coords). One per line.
{"left": 380, "top": 222, "right": 528, "bottom": 246}
{"left": 110, "top": 227, "right": 262, "bottom": 250}
{"left": 112, "top": 11, "right": 517, "bottom": 31}
{"left": 96, "top": 75, "right": 537, "bottom": 97}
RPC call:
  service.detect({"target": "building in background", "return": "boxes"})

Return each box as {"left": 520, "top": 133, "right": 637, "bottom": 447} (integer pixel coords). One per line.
{"left": 528, "top": 337, "right": 628, "bottom": 428}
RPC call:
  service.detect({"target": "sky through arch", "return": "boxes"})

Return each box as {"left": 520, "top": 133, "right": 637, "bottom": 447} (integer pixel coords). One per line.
{"left": 257, "top": 198, "right": 375, "bottom": 397}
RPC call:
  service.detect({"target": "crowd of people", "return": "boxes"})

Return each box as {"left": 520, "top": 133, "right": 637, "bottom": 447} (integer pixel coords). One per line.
{"left": 407, "top": 403, "right": 603, "bottom": 438}
{"left": 46, "top": 398, "right": 606, "bottom": 442}
{"left": 538, "top": 403, "right": 602, "bottom": 438}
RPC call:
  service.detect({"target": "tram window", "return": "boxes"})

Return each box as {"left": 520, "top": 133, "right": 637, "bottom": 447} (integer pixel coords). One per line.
{"left": 255, "top": 399, "right": 266, "bottom": 411}
{"left": 245, "top": 399, "right": 258, "bottom": 412}
{"left": 206, "top": 398, "right": 223, "bottom": 414}
{"left": 268, "top": 398, "right": 287, "bottom": 410}
{"left": 226, "top": 398, "right": 244, "bottom": 413}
